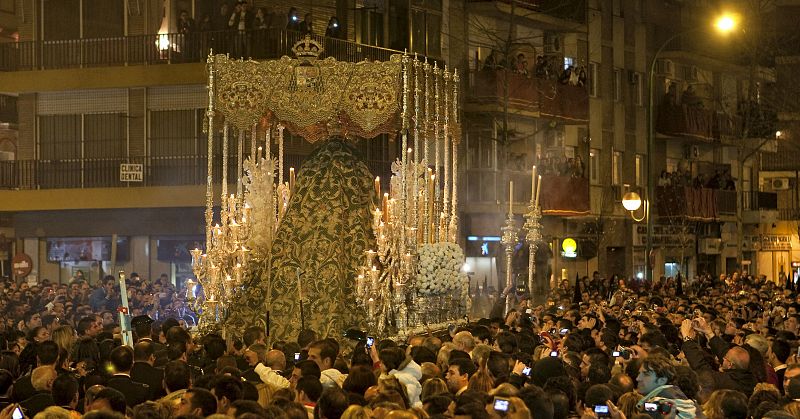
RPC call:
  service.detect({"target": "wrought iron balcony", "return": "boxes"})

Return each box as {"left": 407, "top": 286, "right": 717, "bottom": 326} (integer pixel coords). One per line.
{"left": 0, "top": 28, "right": 400, "bottom": 71}
{"left": 466, "top": 70, "right": 589, "bottom": 123}
{"left": 655, "top": 185, "right": 734, "bottom": 219}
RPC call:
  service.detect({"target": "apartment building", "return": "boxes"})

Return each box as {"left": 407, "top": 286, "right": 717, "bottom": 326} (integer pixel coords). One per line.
{"left": 0, "top": 0, "right": 792, "bottom": 288}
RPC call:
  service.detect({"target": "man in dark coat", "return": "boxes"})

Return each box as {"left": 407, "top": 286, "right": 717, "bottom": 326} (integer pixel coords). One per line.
{"left": 19, "top": 367, "right": 56, "bottom": 417}
{"left": 131, "top": 340, "right": 165, "bottom": 400}
{"left": 106, "top": 346, "right": 151, "bottom": 406}
{"left": 681, "top": 318, "right": 757, "bottom": 396}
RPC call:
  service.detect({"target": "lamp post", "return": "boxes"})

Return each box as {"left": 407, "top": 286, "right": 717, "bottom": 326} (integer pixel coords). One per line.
{"left": 644, "top": 14, "right": 738, "bottom": 282}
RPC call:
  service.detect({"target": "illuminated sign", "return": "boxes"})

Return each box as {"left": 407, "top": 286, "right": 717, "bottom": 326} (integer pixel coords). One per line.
{"left": 561, "top": 238, "right": 577, "bottom": 258}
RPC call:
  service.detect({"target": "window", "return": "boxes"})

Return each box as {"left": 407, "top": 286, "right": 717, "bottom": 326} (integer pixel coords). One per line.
{"left": 149, "top": 110, "right": 204, "bottom": 157}
{"left": 612, "top": 151, "right": 622, "bottom": 185}
{"left": 42, "top": 0, "right": 124, "bottom": 40}
{"left": 613, "top": 68, "right": 622, "bottom": 102}
{"left": 410, "top": 1, "right": 442, "bottom": 58}
{"left": 588, "top": 62, "right": 598, "bottom": 97}
{"left": 589, "top": 148, "right": 600, "bottom": 184}
{"left": 635, "top": 154, "right": 643, "bottom": 186}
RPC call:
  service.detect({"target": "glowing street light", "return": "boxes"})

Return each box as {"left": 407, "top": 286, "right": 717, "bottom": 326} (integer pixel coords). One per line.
{"left": 714, "top": 14, "right": 738, "bottom": 34}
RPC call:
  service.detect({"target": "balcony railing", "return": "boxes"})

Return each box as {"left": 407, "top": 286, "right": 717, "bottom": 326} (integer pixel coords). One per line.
{"left": 467, "top": 0, "right": 587, "bottom": 23}
{"left": 778, "top": 207, "right": 800, "bottom": 221}
{"left": 0, "top": 28, "right": 401, "bottom": 71}
{"left": 762, "top": 149, "right": 800, "bottom": 171}
{"left": 656, "top": 185, "right": 729, "bottom": 220}
{"left": 742, "top": 191, "right": 778, "bottom": 211}
{"left": 0, "top": 155, "right": 393, "bottom": 190}
{"left": 467, "top": 70, "right": 589, "bottom": 123}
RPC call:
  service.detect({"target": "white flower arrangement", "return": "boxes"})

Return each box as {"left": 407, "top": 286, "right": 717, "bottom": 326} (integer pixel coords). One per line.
{"left": 416, "top": 242, "right": 469, "bottom": 296}
{"left": 243, "top": 157, "right": 278, "bottom": 256}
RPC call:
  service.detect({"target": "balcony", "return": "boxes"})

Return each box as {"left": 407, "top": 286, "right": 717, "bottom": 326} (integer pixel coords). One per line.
{"left": 466, "top": 70, "right": 589, "bottom": 123}
{"left": 0, "top": 155, "right": 393, "bottom": 190}
{"left": 0, "top": 28, "right": 400, "bottom": 71}
{"left": 467, "top": 0, "right": 587, "bottom": 25}
{"left": 463, "top": 169, "right": 590, "bottom": 215}
{"left": 656, "top": 104, "right": 743, "bottom": 142}
{"left": 743, "top": 191, "right": 779, "bottom": 224}
{"left": 655, "top": 186, "right": 732, "bottom": 220}
{"left": 778, "top": 207, "right": 800, "bottom": 221}
{"left": 762, "top": 146, "right": 800, "bottom": 171}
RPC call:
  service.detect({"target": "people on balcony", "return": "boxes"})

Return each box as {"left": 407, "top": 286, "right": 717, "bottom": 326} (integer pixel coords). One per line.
{"left": 325, "top": 17, "right": 342, "bottom": 39}
{"left": 681, "top": 85, "right": 703, "bottom": 108}
{"left": 513, "top": 53, "right": 529, "bottom": 76}
{"left": 299, "top": 13, "right": 314, "bottom": 36}
{"left": 229, "top": 1, "right": 254, "bottom": 59}
{"left": 482, "top": 50, "right": 504, "bottom": 71}
{"left": 177, "top": 10, "right": 196, "bottom": 61}
{"left": 286, "top": 7, "right": 301, "bottom": 31}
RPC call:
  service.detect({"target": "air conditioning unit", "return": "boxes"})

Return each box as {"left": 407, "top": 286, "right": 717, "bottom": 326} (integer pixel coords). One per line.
{"left": 686, "top": 65, "right": 699, "bottom": 82}
{"left": 656, "top": 59, "right": 674, "bottom": 77}
{"left": 772, "top": 178, "right": 791, "bottom": 190}
{"left": 544, "top": 34, "right": 561, "bottom": 54}
{"left": 699, "top": 238, "right": 723, "bottom": 254}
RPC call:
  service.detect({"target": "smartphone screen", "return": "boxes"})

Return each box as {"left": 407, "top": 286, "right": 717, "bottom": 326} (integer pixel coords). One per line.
{"left": 594, "top": 405, "right": 609, "bottom": 414}
{"left": 366, "top": 337, "right": 375, "bottom": 347}
{"left": 293, "top": 352, "right": 300, "bottom": 361}
{"left": 493, "top": 397, "right": 509, "bottom": 412}
{"left": 522, "top": 366, "right": 531, "bottom": 376}
{"left": 612, "top": 351, "right": 620, "bottom": 357}
{"left": 644, "top": 402, "right": 658, "bottom": 412}
{"left": 550, "top": 350, "right": 558, "bottom": 357}
{"left": 12, "top": 407, "right": 23, "bottom": 419}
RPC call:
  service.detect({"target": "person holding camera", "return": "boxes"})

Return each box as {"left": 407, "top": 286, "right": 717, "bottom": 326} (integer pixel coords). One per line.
{"left": 680, "top": 317, "right": 757, "bottom": 396}
{"left": 634, "top": 355, "right": 703, "bottom": 418}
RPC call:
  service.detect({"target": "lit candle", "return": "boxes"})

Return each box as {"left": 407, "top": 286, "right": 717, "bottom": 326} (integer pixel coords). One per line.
{"left": 382, "top": 193, "right": 389, "bottom": 222}
{"left": 535, "top": 175, "right": 542, "bottom": 208}
{"left": 257, "top": 146, "right": 262, "bottom": 163}
{"left": 289, "top": 168, "right": 295, "bottom": 191}
{"left": 374, "top": 177, "right": 381, "bottom": 199}
{"left": 531, "top": 165, "right": 537, "bottom": 203}
{"left": 367, "top": 297, "right": 375, "bottom": 317}
{"left": 508, "top": 180, "right": 514, "bottom": 217}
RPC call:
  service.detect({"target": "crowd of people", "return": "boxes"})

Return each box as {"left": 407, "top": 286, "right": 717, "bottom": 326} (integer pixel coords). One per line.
{"left": 171, "top": 2, "right": 342, "bottom": 61}
{"left": 481, "top": 52, "right": 587, "bottom": 88}
{"left": 657, "top": 169, "right": 736, "bottom": 190}
{"left": 0, "top": 268, "right": 799, "bottom": 419}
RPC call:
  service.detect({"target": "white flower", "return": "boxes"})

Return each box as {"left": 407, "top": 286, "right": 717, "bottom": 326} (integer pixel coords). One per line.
{"left": 416, "top": 243, "right": 468, "bottom": 297}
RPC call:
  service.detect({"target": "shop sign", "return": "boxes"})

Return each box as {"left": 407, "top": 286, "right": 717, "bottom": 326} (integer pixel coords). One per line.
{"left": 12, "top": 253, "right": 32, "bottom": 277}
{"left": 632, "top": 224, "right": 696, "bottom": 247}
{"left": 120, "top": 164, "right": 143, "bottom": 182}
{"left": 761, "top": 235, "right": 792, "bottom": 251}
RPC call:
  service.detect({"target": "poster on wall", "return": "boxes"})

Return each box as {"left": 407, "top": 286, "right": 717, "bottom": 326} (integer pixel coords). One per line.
{"left": 46, "top": 237, "right": 129, "bottom": 262}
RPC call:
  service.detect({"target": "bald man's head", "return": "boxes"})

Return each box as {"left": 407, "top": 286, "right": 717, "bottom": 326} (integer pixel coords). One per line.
{"left": 725, "top": 346, "right": 750, "bottom": 370}
{"left": 31, "top": 366, "right": 57, "bottom": 391}
{"left": 265, "top": 350, "right": 286, "bottom": 370}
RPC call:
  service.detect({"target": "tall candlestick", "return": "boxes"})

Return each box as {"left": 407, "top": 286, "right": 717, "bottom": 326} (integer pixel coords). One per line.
{"left": 382, "top": 193, "right": 389, "bottom": 223}
{"left": 531, "top": 165, "right": 537, "bottom": 202}
{"left": 508, "top": 180, "right": 514, "bottom": 217}
{"left": 535, "top": 175, "right": 542, "bottom": 208}
{"left": 289, "top": 167, "right": 295, "bottom": 192}
{"left": 375, "top": 177, "right": 381, "bottom": 199}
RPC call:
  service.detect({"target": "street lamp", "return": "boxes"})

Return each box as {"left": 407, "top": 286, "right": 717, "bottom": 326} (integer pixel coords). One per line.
{"left": 644, "top": 14, "right": 738, "bottom": 282}
{"left": 622, "top": 190, "right": 648, "bottom": 222}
